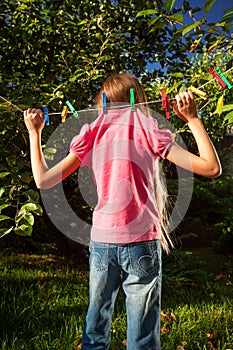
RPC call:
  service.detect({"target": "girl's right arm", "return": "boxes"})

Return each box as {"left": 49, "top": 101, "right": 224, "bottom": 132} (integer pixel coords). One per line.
{"left": 24, "top": 108, "right": 80, "bottom": 189}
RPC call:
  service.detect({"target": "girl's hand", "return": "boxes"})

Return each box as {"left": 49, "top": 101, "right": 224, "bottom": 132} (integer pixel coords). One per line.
{"left": 24, "top": 108, "right": 45, "bottom": 133}
{"left": 173, "top": 90, "right": 198, "bottom": 123}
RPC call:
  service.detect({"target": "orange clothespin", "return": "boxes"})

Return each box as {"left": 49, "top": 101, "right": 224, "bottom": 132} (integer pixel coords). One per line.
{"left": 161, "top": 88, "right": 170, "bottom": 120}
{"left": 209, "top": 68, "right": 226, "bottom": 89}
{"left": 61, "top": 105, "right": 68, "bottom": 122}
{"left": 189, "top": 86, "right": 208, "bottom": 100}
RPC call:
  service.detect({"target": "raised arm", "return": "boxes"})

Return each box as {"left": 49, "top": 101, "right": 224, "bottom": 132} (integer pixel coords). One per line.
{"left": 24, "top": 108, "right": 80, "bottom": 189}
{"left": 166, "top": 91, "right": 222, "bottom": 179}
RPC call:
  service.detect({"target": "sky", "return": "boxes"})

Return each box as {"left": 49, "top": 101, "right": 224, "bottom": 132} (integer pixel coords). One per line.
{"left": 145, "top": 0, "right": 232, "bottom": 72}
{"left": 177, "top": 0, "right": 231, "bottom": 23}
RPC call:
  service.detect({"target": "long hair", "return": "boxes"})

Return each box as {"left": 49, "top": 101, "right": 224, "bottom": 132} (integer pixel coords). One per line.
{"left": 95, "top": 72, "right": 148, "bottom": 106}
{"left": 96, "top": 72, "right": 173, "bottom": 253}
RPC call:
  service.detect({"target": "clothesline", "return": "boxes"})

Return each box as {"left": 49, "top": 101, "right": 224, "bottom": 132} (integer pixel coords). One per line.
{"left": 0, "top": 66, "right": 232, "bottom": 116}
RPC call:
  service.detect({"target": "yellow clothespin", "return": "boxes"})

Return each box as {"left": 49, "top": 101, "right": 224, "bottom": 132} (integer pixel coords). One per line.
{"left": 61, "top": 105, "right": 68, "bottom": 122}
{"left": 189, "top": 86, "right": 208, "bottom": 100}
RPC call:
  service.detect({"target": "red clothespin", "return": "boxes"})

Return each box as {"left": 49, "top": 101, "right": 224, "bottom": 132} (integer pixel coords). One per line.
{"left": 209, "top": 68, "right": 226, "bottom": 89}
{"left": 161, "top": 88, "right": 166, "bottom": 109}
{"left": 165, "top": 95, "right": 170, "bottom": 120}
{"left": 161, "top": 88, "right": 170, "bottom": 120}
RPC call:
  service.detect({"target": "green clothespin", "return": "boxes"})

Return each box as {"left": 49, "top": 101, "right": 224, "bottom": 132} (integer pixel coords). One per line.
{"left": 216, "top": 69, "right": 232, "bottom": 90}
{"left": 130, "top": 88, "right": 135, "bottom": 112}
{"left": 66, "top": 100, "right": 79, "bottom": 119}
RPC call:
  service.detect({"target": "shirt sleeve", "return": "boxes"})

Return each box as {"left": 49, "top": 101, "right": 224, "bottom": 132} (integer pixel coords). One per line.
{"left": 148, "top": 118, "right": 174, "bottom": 158}
{"left": 69, "top": 123, "right": 92, "bottom": 163}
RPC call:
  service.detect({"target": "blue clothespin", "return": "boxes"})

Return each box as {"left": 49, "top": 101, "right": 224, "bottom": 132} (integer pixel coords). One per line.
{"left": 43, "top": 107, "right": 50, "bottom": 126}
{"left": 102, "top": 92, "right": 107, "bottom": 115}
{"left": 66, "top": 100, "right": 79, "bottom": 119}
{"left": 130, "top": 88, "right": 135, "bottom": 112}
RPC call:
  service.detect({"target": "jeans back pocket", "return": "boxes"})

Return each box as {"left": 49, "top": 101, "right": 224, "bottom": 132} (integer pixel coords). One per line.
{"left": 129, "top": 240, "right": 161, "bottom": 277}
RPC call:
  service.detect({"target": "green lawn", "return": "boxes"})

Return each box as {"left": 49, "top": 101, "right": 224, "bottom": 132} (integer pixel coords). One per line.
{"left": 0, "top": 248, "right": 232, "bottom": 350}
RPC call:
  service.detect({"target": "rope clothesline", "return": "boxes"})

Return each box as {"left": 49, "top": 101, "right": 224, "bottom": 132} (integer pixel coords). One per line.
{"left": 0, "top": 66, "right": 232, "bottom": 116}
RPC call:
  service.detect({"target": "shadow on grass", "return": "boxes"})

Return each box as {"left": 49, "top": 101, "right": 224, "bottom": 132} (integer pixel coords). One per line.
{"left": 0, "top": 248, "right": 232, "bottom": 350}
{"left": 0, "top": 253, "right": 89, "bottom": 350}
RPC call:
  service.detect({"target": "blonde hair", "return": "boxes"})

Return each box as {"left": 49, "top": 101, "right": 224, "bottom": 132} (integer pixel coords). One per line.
{"left": 96, "top": 72, "right": 173, "bottom": 253}
{"left": 95, "top": 72, "right": 148, "bottom": 107}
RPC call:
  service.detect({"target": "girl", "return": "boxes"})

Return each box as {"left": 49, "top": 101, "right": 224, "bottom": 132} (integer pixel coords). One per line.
{"left": 24, "top": 73, "right": 221, "bottom": 350}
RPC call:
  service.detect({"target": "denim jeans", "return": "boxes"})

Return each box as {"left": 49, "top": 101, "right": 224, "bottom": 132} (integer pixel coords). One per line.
{"left": 81, "top": 239, "right": 162, "bottom": 350}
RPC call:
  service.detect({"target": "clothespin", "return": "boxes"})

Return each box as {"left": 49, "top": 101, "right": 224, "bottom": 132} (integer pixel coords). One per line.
{"left": 161, "top": 88, "right": 170, "bottom": 120}
{"left": 43, "top": 106, "right": 50, "bottom": 126}
{"left": 130, "top": 88, "right": 135, "bottom": 112}
{"left": 209, "top": 68, "right": 226, "bottom": 89}
{"left": 189, "top": 86, "right": 208, "bottom": 100}
{"left": 216, "top": 69, "right": 232, "bottom": 90}
{"left": 165, "top": 95, "right": 170, "bottom": 120}
{"left": 66, "top": 100, "right": 79, "bottom": 119}
{"left": 161, "top": 88, "right": 166, "bottom": 109}
{"left": 61, "top": 105, "right": 68, "bottom": 122}
{"left": 102, "top": 92, "right": 107, "bottom": 115}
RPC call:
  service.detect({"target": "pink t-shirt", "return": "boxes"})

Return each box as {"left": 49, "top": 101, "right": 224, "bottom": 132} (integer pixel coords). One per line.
{"left": 69, "top": 107, "right": 173, "bottom": 244}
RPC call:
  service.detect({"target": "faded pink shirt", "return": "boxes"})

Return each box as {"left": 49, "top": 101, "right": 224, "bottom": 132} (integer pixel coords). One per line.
{"left": 70, "top": 107, "right": 173, "bottom": 244}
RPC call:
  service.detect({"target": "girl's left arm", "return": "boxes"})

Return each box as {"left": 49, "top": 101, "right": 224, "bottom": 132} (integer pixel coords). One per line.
{"left": 165, "top": 91, "right": 222, "bottom": 179}
{"left": 24, "top": 108, "right": 80, "bottom": 189}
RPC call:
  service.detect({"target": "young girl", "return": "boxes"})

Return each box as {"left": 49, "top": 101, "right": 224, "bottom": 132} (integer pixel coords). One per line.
{"left": 24, "top": 73, "right": 221, "bottom": 350}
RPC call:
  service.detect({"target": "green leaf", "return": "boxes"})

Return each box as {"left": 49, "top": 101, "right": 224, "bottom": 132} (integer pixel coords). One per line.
{"left": 169, "top": 72, "right": 184, "bottom": 78}
{"left": 0, "top": 226, "right": 14, "bottom": 238}
{"left": 182, "top": 21, "right": 202, "bottom": 35}
{"left": 0, "top": 214, "right": 10, "bottom": 221}
{"left": 14, "top": 224, "right": 33, "bottom": 236}
{"left": 136, "top": 9, "right": 158, "bottom": 17}
{"left": 224, "top": 111, "right": 233, "bottom": 124}
{"left": 21, "top": 173, "right": 32, "bottom": 184}
{"left": 0, "top": 172, "right": 11, "bottom": 179}
{"left": 168, "top": 14, "right": 184, "bottom": 23}
{"left": 224, "top": 7, "right": 233, "bottom": 15}
{"left": 15, "top": 210, "right": 27, "bottom": 223}
{"left": 0, "top": 203, "right": 10, "bottom": 212}
{"left": 55, "top": 91, "right": 64, "bottom": 99}
{"left": 24, "top": 189, "right": 40, "bottom": 202}
{"left": 214, "top": 104, "right": 233, "bottom": 114}
{"left": 148, "top": 21, "right": 164, "bottom": 33}
{"left": 20, "top": 203, "right": 43, "bottom": 216}
{"left": 204, "top": 0, "right": 216, "bottom": 14}
{"left": 44, "top": 148, "right": 57, "bottom": 154}
{"left": 148, "top": 17, "right": 160, "bottom": 27}
{"left": 23, "top": 213, "right": 35, "bottom": 226}
{"left": 164, "top": 0, "right": 176, "bottom": 12}
{"left": 221, "top": 13, "right": 233, "bottom": 23}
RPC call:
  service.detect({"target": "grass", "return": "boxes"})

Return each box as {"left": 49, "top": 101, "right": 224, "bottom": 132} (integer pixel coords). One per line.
{"left": 0, "top": 248, "right": 232, "bottom": 350}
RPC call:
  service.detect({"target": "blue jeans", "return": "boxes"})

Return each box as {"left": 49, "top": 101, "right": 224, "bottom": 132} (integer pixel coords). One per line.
{"left": 82, "top": 239, "right": 162, "bottom": 350}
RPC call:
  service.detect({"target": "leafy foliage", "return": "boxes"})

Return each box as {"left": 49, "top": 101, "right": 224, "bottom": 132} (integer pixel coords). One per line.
{"left": 0, "top": 0, "right": 232, "bottom": 240}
